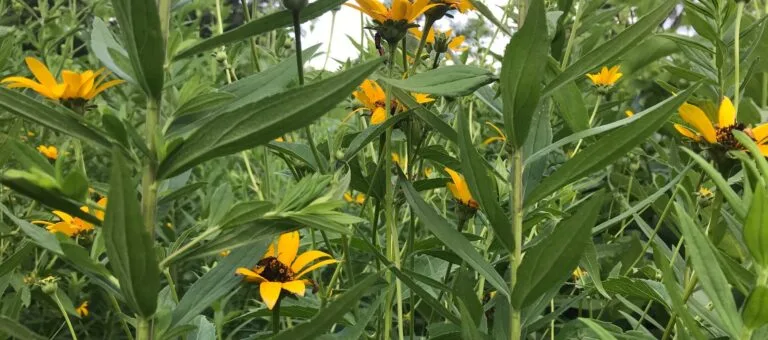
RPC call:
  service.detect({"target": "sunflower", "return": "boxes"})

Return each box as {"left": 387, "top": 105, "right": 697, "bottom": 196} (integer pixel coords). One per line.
{"left": 32, "top": 197, "right": 107, "bottom": 237}
{"left": 37, "top": 145, "right": 58, "bottom": 160}
{"left": 586, "top": 65, "right": 623, "bottom": 88}
{"left": 347, "top": 0, "right": 435, "bottom": 24}
{"left": 408, "top": 27, "right": 467, "bottom": 53}
{"left": 344, "top": 192, "right": 366, "bottom": 204}
{"left": 236, "top": 231, "right": 338, "bottom": 310}
{"left": 1, "top": 57, "right": 124, "bottom": 109}
{"left": 352, "top": 79, "right": 433, "bottom": 125}
{"left": 675, "top": 97, "right": 768, "bottom": 156}
{"left": 76, "top": 301, "right": 89, "bottom": 317}
{"left": 444, "top": 167, "right": 478, "bottom": 209}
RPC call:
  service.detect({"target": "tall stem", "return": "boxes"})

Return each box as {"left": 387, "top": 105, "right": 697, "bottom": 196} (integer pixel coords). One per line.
{"left": 411, "top": 18, "right": 435, "bottom": 72}
{"left": 509, "top": 146, "right": 524, "bottom": 340}
{"left": 136, "top": 317, "right": 152, "bottom": 340}
{"left": 571, "top": 96, "right": 601, "bottom": 156}
{"left": 142, "top": 99, "right": 160, "bottom": 237}
{"left": 54, "top": 293, "right": 78, "bottom": 340}
{"left": 291, "top": 11, "right": 326, "bottom": 173}
{"left": 241, "top": 0, "right": 262, "bottom": 72}
{"left": 734, "top": 2, "right": 745, "bottom": 113}
{"left": 272, "top": 301, "right": 281, "bottom": 334}
{"left": 157, "top": 0, "right": 172, "bottom": 48}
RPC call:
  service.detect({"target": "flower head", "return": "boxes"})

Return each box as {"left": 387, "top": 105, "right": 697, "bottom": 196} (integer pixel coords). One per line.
{"left": 675, "top": 97, "right": 768, "bottom": 156}
{"left": 352, "top": 80, "right": 431, "bottom": 124}
{"left": 346, "top": 0, "right": 437, "bottom": 44}
{"left": 344, "top": 192, "right": 366, "bottom": 204}
{"left": 33, "top": 197, "right": 107, "bottom": 237}
{"left": 482, "top": 121, "right": 507, "bottom": 145}
{"left": 76, "top": 301, "right": 89, "bottom": 317}
{"left": 235, "top": 231, "right": 338, "bottom": 310}
{"left": 572, "top": 267, "right": 587, "bottom": 280}
{"left": 625, "top": 110, "right": 634, "bottom": 117}
{"left": 37, "top": 145, "right": 58, "bottom": 160}
{"left": 444, "top": 167, "right": 478, "bottom": 209}
{"left": 1, "top": 57, "right": 124, "bottom": 110}
{"left": 586, "top": 65, "right": 622, "bottom": 89}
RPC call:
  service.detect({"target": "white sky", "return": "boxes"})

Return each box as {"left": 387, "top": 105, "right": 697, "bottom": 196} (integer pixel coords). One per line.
{"left": 301, "top": 0, "right": 510, "bottom": 70}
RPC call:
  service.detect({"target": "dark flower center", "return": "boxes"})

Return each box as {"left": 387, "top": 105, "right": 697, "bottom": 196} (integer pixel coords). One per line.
{"left": 256, "top": 257, "right": 295, "bottom": 282}
{"left": 716, "top": 123, "right": 747, "bottom": 149}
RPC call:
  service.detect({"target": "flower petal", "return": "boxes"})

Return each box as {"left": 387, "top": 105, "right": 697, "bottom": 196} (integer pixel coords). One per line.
{"left": 718, "top": 97, "right": 736, "bottom": 128}
{"left": 25, "top": 57, "right": 58, "bottom": 90}
{"left": 295, "top": 259, "right": 339, "bottom": 279}
{"left": 444, "top": 167, "right": 472, "bottom": 204}
{"left": 259, "top": 281, "right": 283, "bottom": 310}
{"left": 2, "top": 77, "right": 57, "bottom": 99}
{"left": 61, "top": 70, "right": 82, "bottom": 99}
{"left": 291, "top": 250, "right": 333, "bottom": 273}
{"left": 276, "top": 231, "right": 300, "bottom": 266}
{"left": 235, "top": 267, "right": 267, "bottom": 282}
{"left": 674, "top": 124, "right": 701, "bottom": 142}
{"left": 751, "top": 123, "right": 768, "bottom": 143}
{"left": 86, "top": 79, "right": 124, "bottom": 100}
{"left": 371, "top": 107, "right": 387, "bottom": 125}
{"left": 281, "top": 280, "right": 306, "bottom": 297}
{"left": 678, "top": 103, "right": 716, "bottom": 143}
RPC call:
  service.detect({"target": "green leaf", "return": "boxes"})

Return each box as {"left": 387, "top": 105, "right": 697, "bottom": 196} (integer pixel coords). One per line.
{"left": 457, "top": 109, "right": 513, "bottom": 252}
{"left": 103, "top": 149, "right": 160, "bottom": 317}
{"left": 269, "top": 273, "right": 384, "bottom": 340}
{"left": 391, "top": 88, "right": 458, "bottom": 143}
{"left": 110, "top": 0, "right": 165, "bottom": 98}
{"left": 652, "top": 243, "right": 707, "bottom": 339}
{"left": 170, "top": 240, "right": 271, "bottom": 326}
{"left": 0, "top": 315, "right": 46, "bottom": 340}
{"left": 9, "top": 140, "right": 55, "bottom": 176}
{"left": 525, "top": 83, "right": 698, "bottom": 205}
{"left": 0, "top": 88, "right": 111, "bottom": 149}
{"left": 582, "top": 240, "right": 609, "bottom": 299}
{"left": 744, "top": 182, "right": 768, "bottom": 267}
{"left": 380, "top": 66, "right": 496, "bottom": 97}
{"left": 551, "top": 76, "right": 589, "bottom": 132}
{"left": 89, "top": 17, "right": 135, "bottom": 83}
{"left": 398, "top": 175, "right": 510, "bottom": 298}
{"left": 579, "top": 318, "right": 618, "bottom": 340}
{"left": 343, "top": 112, "right": 411, "bottom": 161}
{"left": 0, "top": 242, "right": 33, "bottom": 277}
{"left": 512, "top": 193, "right": 603, "bottom": 309}
{"left": 157, "top": 58, "right": 383, "bottom": 179}
{"left": 675, "top": 204, "right": 743, "bottom": 338}
{"left": 542, "top": 1, "right": 677, "bottom": 96}
{"left": 501, "top": 0, "right": 549, "bottom": 146}
{"left": 175, "top": 0, "right": 346, "bottom": 59}
{"left": 0, "top": 202, "right": 63, "bottom": 255}
{"left": 743, "top": 285, "right": 768, "bottom": 329}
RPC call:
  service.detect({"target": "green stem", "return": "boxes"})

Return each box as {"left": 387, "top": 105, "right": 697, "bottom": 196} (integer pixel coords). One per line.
{"left": 411, "top": 18, "right": 435, "bottom": 72}
{"left": 661, "top": 273, "right": 698, "bottom": 340}
{"left": 142, "top": 98, "right": 160, "bottom": 237}
{"left": 402, "top": 38, "right": 408, "bottom": 74}
{"left": 214, "top": 0, "right": 232, "bottom": 83}
{"left": 136, "top": 317, "right": 151, "bottom": 340}
{"left": 734, "top": 2, "right": 745, "bottom": 113}
{"left": 432, "top": 52, "right": 441, "bottom": 69}
{"left": 571, "top": 95, "right": 601, "bottom": 156}
{"left": 272, "top": 301, "right": 281, "bottom": 334}
{"left": 321, "top": 10, "right": 337, "bottom": 73}
{"left": 54, "top": 293, "right": 78, "bottom": 340}
{"left": 509, "top": 146, "right": 524, "bottom": 340}
{"left": 240, "top": 0, "right": 262, "bottom": 72}
{"left": 560, "top": 0, "right": 583, "bottom": 69}
{"left": 291, "top": 10, "right": 325, "bottom": 173}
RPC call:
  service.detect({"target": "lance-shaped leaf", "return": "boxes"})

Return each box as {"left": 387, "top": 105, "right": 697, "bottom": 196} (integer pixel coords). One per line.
{"left": 157, "top": 58, "right": 383, "bottom": 179}
{"left": 525, "top": 83, "right": 698, "bottom": 205}
{"left": 110, "top": 0, "right": 165, "bottom": 99}
{"left": 103, "top": 149, "right": 160, "bottom": 317}
{"left": 380, "top": 66, "right": 496, "bottom": 97}
{"left": 501, "top": 0, "right": 549, "bottom": 147}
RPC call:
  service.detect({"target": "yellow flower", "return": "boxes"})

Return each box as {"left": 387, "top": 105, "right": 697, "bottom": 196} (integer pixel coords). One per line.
{"left": 675, "top": 97, "right": 768, "bottom": 156}
{"left": 344, "top": 192, "right": 366, "bottom": 204}
{"left": 235, "top": 231, "right": 338, "bottom": 310}
{"left": 482, "top": 121, "right": 507, "bottom": 145}
{"left": 444, "top": 167, "right": 478, "bottom": 209}
{"left": 697, "top": 187, "right": 714, "bottom": 199}
{"left": 1, "top": 57, "right": 124, "bottom": 102}
{"left": 353, "top": 80, "right": 434, "bottom": 125}
{"left": 275, "top": 137, "right": 285, "bottom": 142}
{"left": 346, "top": 0, "right": 435, "bottom": 23}
{"left": 76, "top": 301, "right": 89, "bottom": 317}
{"left": 408, "top": 28, "right": 467, "bottom": 52}
{"left": 411, "top": 92, "right": 435, "bottom": 104}
{"left": 625, "top": 110, "right": 634, "bottom": 117}
{"left": 32, "top": 197, "right": 107, "bottom": 237}
{"left": 572, "top": 267, "right": 587, "bottom": 280}
{"left": 586, "top": 65, "right": 622, "bottom": 88}
{"left": 219, "top": 250, "right": 231, "bottom": 257}
{"left": 37, "top": 145, "right": 58, "bottom": 160}
{"left": 27, "top": 131, "right": 35, "bottom": 137}
{"left": 423, "top": 166, "right": 433, "bottom": 178}
{"left": 446, "top": 0, "right": 474, "bottom": 12}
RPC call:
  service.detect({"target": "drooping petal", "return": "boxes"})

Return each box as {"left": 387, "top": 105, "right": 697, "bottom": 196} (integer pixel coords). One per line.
{"left": 291, "top": 250, "right": 333, "bottom": 273}
{"left": 2, "top": 77, "right": 57, "bottom": 99}
{"left": 235, "top": 267, "right": 267, "bottom": 282}
{"left": 718, "top": 97, "right": 736, "bottom": 128}
{"left": 259, "top": 282, "right": 283, "bottom": 310}
{"left": 674, "top": 124, "right": 702, "bottom": 142}
{"left": 446, "top": 182, "right": 462, "bottom": 200}
{"left": 678, "top": 103, "right": 716, "bottom": 143}
{"left": 751, "top": 122, "right": 768, "bottom": 143}
{"left": 276, "top": 231, "right": 300, "bottom": 266}
{"left": 444, "top": 167, "right": 472, "bottom": 204}
{"left": 281, "top": 280, "right": 306, "bottom": 296}
{"left": 25, "top": 57, "right": 58, "bottom": 90}
{"left": 295, "top": 259, "right": 339, "bottom": 279}
{"left": 52, "top": 210, "right": 75, "bottom": 223}
{"left": 46, "top": 222, "right": 79, "bottom": 237}
{"left": 482, "top": 136, "right": 505, "bottom": 145}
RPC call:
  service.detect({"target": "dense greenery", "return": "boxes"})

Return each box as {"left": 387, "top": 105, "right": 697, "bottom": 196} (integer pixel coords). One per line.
{"left": 1, "top": 0, "right": 768, "bottom": 339}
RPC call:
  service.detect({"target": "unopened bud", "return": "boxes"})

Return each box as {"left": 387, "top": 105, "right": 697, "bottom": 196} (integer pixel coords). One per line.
{"left": 282, "top": 0, "right": 308, "bottom": 12}
{"left": 40, "top": 276, "right": 58, "bottom": 295}
{"left": 214, "top": 51, "right": 227, "bottom": 63}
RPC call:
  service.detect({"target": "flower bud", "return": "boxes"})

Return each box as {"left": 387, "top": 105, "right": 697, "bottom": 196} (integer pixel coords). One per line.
{"left": 40, "top": 276, "right": 58, "bottom": 295}
{"left": 214, "top": 51, "right": 227, "bottom": 63}
{"left": 283, "top": 0, "right": 308, "bottom": 12}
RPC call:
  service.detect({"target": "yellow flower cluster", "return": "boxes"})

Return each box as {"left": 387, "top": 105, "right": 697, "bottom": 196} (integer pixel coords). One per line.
{"left": 32, "top": 198, "right": 107, "bottom": 237}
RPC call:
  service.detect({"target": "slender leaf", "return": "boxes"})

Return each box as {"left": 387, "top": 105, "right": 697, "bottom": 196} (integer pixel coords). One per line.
{"left": 682, "top": 148, "right": 747, "bottom": 219}
{"left": 743, "top": 285, "right": 768, "bottom": 329}
{"left": 579, "top": 318, "right": 619, "bottom": 340}
{"left": 343, "top": 112, "right": 411, "bottom": 161}
{"left": 744, "top": 182, "right": 768, "bottom": 267}
{"left": 0, "top": 315, "right": 46, "bottom": 340}
{"left": 380, "top": 66, "right": 496, "bottom": 97}
{"left": 110, "top": 0, "right": 165, "bottom": 98}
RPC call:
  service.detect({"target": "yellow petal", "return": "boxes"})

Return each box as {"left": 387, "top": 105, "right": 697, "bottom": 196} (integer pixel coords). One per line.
{"left": 3, "top": 77, "right": 57, "bottom": 99}
{"left": 276, "top": 231, "right": 300, "bottom": 266}
{"left": 759, "top": 145, "right": 768, "bottom": 157}
{"left": 281, "top": 280, "right": 306, "bottom": 296}
{"left": 259, "top": 282, "right": 283, "bottom": 310}
{"left": 718, "top": 97, "right": 736, "bottom": 128}
{"left": 46, "top": 222, "right": 78, "bottom": 237}
{"left": 291, "top": 250, "right": 333, "bottom": 273}
{"left": 295, "top": 259, "right": 339, "bottom": 279}
{"left": 482, "top": 136, "right": 504, "bottom": 145}
{"left": 371, "top": 107, "right": 387, "bottom": 125}
{"left": 674, "top": 124, "right": 702, "bottom": 142}
{"left": 61, "top": 70, "right": 82, "bottom": 99}
{"left": 25, "top": 57, "right": 58, "bottom": 90}
{"left": 444, "top": 167, "right": 472, "bottom": 204}
{"left": 751, "top": 122, "right": 768, "bottom": 142}
{"left": 52, "top": 210, "right": 74, "bottom": 223}
{"left": 235, "top": 267, "right": 266, "bottom": 283}
{"left": 344, "top": 192, "right": 354, "bottom": 202}
{"left": 678, "top": 103, "right": 716, "bottom": 143}
{"left": 449, "top": 36, "right": 467, "bottom": 51}
{"left": 86, "top": 79, "right": 124, "bottom": 100}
